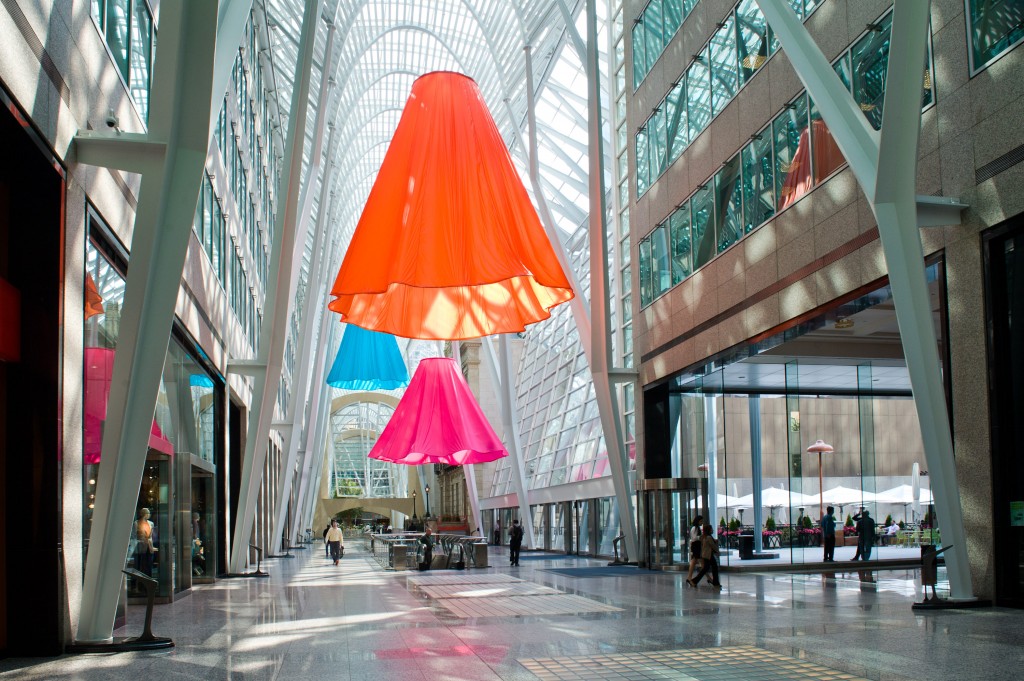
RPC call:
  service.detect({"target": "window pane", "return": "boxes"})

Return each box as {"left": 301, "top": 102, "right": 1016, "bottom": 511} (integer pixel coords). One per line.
{"left": 666, "top": 80, "right": 687, "bottom": 162}
{"left": 774, "top": 94, "right": 810, "bottom": 210}
{"left": 651, "top": 107, "right": 667, "bottom": 178}
{"left": 736, "top": 0, "right": 769, "bottom": 84}
{"left": 687, "top": 57, "right": 711, "bottom": 141}
{"left": 809, "top": 98, "right": 847, "bottom": 184}
{"left": 632, "top": 21, "right": 647, "bottom": 88}
{"left": 664, "top": 0, "right": 683, "bottom": 37}
{"left": 651, "top": 224, "right": 671, "bottom": 297}
{"left": 105, "top": 0, "right": 130, "bottom": 81}
{"left": 833, "top": 52, "right": 852, "bottom": 90}
{"left": 670, "top": 203, "right": 691, "bottom": 283}
{"left": 968, "top": 0, "right": 1024, "bottom": 69}
{"left": 690, "top": 185, "right": 716, "bottom": 270}
{"left": 636, "top": 127, "right": 649, "bottom": 196}
{"left": 715, "top": 156, "right": 743, "bottom": 253}
{"left": 851, "top": 14, "right": 892, "bottom": 131}
{"left": 644, "top": 2, "right": 664, "bottom": 74}
{"left": 91, "top": 0, "right": 104, "bottom": 30}
{"left": 129, "top": 0, "right": 151, "bottom": 122}
{"left": 709, "top": 17, "right": 738, "bottom": 114}
{"left": 742, "top": 132, "right": 774, "bottom": 232}
{"left": 639, "top": 237, "right": 653, "bottom": 307}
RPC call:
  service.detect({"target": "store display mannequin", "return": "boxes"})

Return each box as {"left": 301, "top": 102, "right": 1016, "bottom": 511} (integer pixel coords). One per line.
{"left": 133, "top": 507, "right": 156, "bottom": 576}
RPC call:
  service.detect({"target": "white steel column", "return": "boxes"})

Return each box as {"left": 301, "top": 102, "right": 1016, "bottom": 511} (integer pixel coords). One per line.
{"left": 452, "top": 341, "right": 484, "bottom": 539}
{"left": 269, "top": 28, "right": 337, "bottom": 554}
{"left": 478, "top": 337, "right": 537, "bottom": 549}
{"left": 73, "top": 1, "right": 220, "bottom": 643}
{"left": 522, "top": 33, "right": 639, "bottom": 560}
{"left": 584, "top": 0, "right": 638, "bottom": 561}
{"left": 755, "top": 0, "right": 972, "bottom": 599}
{"left": 229, "top": 0, "right": 325, "bottom": 572}
{"left": 290, "top": 228, "right": 346, "bottom": 540}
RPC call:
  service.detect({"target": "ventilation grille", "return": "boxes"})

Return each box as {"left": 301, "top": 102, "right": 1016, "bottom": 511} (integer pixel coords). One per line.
{"left": 976, "top": 142, "right": 1024, "bottom": 184}
{"left": 1, "top": 0, "right": 72, "bottom": 107}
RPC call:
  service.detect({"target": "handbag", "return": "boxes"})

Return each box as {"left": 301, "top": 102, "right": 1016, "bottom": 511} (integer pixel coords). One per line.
{"left": 339, "top": 545, "right": 345, "bottom": 558}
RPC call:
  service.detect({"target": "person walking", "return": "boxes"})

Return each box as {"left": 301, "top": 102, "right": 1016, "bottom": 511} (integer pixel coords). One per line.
{"left": 323, "top": 524, "right": 331, "bottom": 558}
{"left": 326, "top": 519, "right": 344, "bottom": 566}
{"left": 821, "top": 506, "right": 837, "bottom": 562}
{"left": 853, "top": 509, "right": 877, "bottom": 561}
{"left": 419, "top": 527, "right": 435, "bottom": 570}
{"left": 493, "top": 519, "right": 502, "bottom": 546}
{"left": 687, "top": 524, "right": 722, "bottom": 589}
{"left": 685, "top": 515, "right": 704, "bottom": 583}
{"left": 509, "top": 519, "right": 524, "bottom": 566}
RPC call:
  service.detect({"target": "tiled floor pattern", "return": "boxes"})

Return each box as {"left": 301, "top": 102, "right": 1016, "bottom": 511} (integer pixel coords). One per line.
{"left": 4, "top": 543, "right": 1022, "bottom": 681}
{"left": 408, "top": 567, "right": 621, "bottom": 618}
{"left": 406, "top": 572, "right": 521, "bottom": 585}
{"left": 436, "top": 592, "right": 622, "bottom": 618}
{"left": 520, "top": 647, "right": 869, "bottom": 681}
{"left": 421, "top": 582, "right": 561, "bottom": 598}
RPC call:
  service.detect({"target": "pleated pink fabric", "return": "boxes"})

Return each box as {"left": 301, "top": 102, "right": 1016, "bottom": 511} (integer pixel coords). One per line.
{"left": 368, "top": 357, "right": 508, "bottom": 465}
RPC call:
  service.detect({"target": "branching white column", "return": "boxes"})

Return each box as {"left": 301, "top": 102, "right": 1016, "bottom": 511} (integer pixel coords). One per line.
{"left": 73, "top": 1, "right": 221, "bottom": 643}
{"left": 229, "top": 0, "right": 325, "bottom": 573}
{"left": 755, "top": 0, "right": 973, "bottom": 599}
{"left": 584, "top": 0, "right": 638, "bottom": 561}
{"left": 269, "top": 29, "right": 337, "bottom": 555}
{"left": 522, "top": 40, "right": 638, "bottom": 559}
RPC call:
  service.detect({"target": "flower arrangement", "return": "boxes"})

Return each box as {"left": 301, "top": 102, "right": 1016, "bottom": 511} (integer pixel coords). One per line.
{"left": 798, "top": 527, "right": 822, "bottom": 536}
{"left": 843, "top": 525, "right": 858, "bottom": 537}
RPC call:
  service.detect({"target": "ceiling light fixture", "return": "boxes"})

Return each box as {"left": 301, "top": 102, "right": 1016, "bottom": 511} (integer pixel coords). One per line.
{"left": 834, "top": 317, "right": 854, "bottom": 329}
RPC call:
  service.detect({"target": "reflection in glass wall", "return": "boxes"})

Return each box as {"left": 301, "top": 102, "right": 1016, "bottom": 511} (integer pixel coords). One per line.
{"left": 645, "top": 268, "right": 945, "bottom": 565}
{"left": 967, "top": 0, "right": 1024, "bottom": 72}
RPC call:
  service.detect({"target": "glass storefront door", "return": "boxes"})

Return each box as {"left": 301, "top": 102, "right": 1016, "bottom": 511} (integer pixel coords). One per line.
{"left": 129, "top": 455, "right": 172, "bottom": 600}
{"left": 643, "top": 484, "right": 698, "bottom": 568}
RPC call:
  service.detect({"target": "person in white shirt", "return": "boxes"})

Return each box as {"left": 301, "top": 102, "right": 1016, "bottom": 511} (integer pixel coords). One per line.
{"left": 326, "top": 519, "right": 345, "bottom": 565}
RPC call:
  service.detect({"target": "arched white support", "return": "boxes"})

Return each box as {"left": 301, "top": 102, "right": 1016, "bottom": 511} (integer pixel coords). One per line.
{"left": 73, "top": 1, "right": 223, "bottom": 643}
{"left": 228, "top": 0, "right": 326, "bottom": 573}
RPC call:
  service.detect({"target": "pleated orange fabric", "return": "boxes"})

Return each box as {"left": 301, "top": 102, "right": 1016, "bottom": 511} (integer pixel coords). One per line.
{"left": 328, "top": 71, "right": 574, "bottom": 340}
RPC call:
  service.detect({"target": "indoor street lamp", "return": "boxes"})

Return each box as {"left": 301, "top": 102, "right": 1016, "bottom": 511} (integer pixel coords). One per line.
{"left": 806, "top": 439, "right": 834, "bottom": 520}
{"left": 425, "top": 485, "right": 431, "bottom": 518}
{"left": 412, "top": 489, "right": 418, "bottom": 519}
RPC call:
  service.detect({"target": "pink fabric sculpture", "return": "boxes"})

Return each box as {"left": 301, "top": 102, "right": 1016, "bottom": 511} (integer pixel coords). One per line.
{"left": 368, "top": 357, "right": 508, "bottom": 465}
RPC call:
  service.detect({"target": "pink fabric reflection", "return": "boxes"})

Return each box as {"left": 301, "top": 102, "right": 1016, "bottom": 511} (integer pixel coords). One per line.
{"left": 84, "top": 347, "right": 174, "bottom": 463}
{"left": 368, "top": 357, "right": 508, "bottom": 465}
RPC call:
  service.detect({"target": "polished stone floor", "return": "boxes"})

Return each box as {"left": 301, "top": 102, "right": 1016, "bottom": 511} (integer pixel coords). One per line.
{"left": 2, "top": 542, "right": 1023, "bottom": 680}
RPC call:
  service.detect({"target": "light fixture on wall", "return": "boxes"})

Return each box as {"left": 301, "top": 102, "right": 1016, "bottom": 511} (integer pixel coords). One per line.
{"left": 834, "top": 317, "right": 854, "bottom": 329}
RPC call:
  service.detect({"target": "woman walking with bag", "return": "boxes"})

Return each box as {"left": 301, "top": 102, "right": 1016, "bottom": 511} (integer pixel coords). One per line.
{"left": 687, "top": 523, "right": 722, "bottom": 590}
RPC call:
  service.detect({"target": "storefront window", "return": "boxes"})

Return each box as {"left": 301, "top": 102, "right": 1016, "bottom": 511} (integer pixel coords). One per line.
{"left": 666, "top": 80, "right": 687, "bottom": 163}
{"left": 650, "top": 223, "right": 671, "bottom": 298}
{"left": 690, "top": 185, "right": 715, "bottom": 270}
{"left": 639, "top": 236, "right": 652, "bottom": 307}
{"left": 773, "top": 94, "right": 810, "bottom": 210}
{"left": 736, "top": 0, "right": 769, "bottom": 85}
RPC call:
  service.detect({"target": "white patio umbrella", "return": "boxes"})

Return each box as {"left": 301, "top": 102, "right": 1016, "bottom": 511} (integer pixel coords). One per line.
{"left": 876, "top": 484, "right": 934, "bottom": 521}
{"left": 735, "top": 486, "right": 817, "bottom": 519}
{"left": 875, "top": 484, "right": 934, "bottom": 505}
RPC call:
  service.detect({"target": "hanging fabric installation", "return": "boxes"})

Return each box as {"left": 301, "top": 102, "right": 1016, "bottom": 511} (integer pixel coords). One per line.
{"left": 368, "top": 357, "right": 507, "bottom": 465}
{"left": 326, "top": 324, "right": 410, "bottom": 391}
{"left": 328, "top": 71, "right": 573, "bottom": 340}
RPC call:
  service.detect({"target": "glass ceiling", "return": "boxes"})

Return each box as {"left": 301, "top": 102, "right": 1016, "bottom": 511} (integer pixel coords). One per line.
{"left": 255, "top": 0, "right": 620, "bottom": 499}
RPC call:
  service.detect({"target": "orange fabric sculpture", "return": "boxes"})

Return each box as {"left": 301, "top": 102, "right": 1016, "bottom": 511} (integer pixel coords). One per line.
{"left": 328, "top": 71, "right": 573, "bottom": 340}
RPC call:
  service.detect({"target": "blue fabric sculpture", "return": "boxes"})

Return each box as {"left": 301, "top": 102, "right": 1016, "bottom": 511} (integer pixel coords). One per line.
{"left": 326, "top": 324, "right": 410, "bottom": 390}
